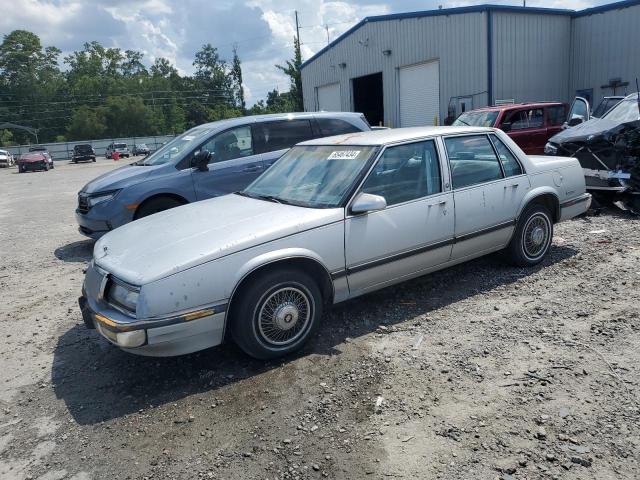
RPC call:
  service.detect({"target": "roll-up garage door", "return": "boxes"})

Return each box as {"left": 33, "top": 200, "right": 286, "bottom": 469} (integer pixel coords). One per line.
{"left": 317, "top": 83, "right": 341, "bottom": 112}
{"left": 399, "top": 61, "right": 440, "bottom": 127}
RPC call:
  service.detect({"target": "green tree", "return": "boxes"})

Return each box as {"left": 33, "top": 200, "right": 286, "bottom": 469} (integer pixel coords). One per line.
{"left": 67, "top": 106, "right": 107, "bottom": 140}
{"left": 0, "top": 129, "right": 14, "bottom": 146}
{"left": 231, "top": 45, "right": 245, "bottom": 111}
{"left": 0, "top": 30, "right": 61, "bottom": 88}
{"left": 193, "top": 44, "right": 234, "bottom": 105}
{"left": 275, "top": 37, "right": 303, "bottom": 111}
{"left": 101, "top": 96, "right": 151, "bottom": 137}
{"left": 121, "top": 50, "right": 147, "bottom": 77}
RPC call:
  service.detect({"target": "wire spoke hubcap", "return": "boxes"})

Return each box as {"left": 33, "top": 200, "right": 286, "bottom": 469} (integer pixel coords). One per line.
{"left": 258, "top": 287, "right": 311, "bottom": 346}
{"left": 523, "top": 214, "right": 550, "bottom": 259}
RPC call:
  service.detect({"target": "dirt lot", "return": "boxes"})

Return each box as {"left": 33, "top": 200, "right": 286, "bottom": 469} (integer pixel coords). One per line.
{"left": 0, "top": 159, "right": 638, "bottom": 480}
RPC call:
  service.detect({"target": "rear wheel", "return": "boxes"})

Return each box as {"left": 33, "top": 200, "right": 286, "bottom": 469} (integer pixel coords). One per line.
{"left": 230, "top": 268, "right": 323, "bottom": 359}
{"left": 134, "top": 196, "right": 185, "bottom": 219}
{"left": 506, "top": 203, "right": 553, "bottom": 267}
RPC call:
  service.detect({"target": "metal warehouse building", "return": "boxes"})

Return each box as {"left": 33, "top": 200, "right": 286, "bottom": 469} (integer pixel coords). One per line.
{"left": 301, "top": 0, "right": 640, "bottom": 127}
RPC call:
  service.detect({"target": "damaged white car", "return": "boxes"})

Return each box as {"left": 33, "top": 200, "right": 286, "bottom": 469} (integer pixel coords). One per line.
{"left": 79, "top": 127, "right": 590, "bottom": 359}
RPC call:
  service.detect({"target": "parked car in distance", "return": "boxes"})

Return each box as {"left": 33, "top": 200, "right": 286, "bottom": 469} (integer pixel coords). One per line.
{"left": 17, "top": 152, "right": 51, "bottom": 172}
{"left": 0, "top": 149, "right": 14, "bottom": 168}
{"left": 453, "top": 102, "right": 568, "bottom": 155}
{"left": 105, "top": 143, "right": 130, "bottom": 159}
{"left": 28, "top": 146, "right": 54, "bottom": 169}
{"left": 132, "top": 144, "right": 150, "bottom": 156}
{"left": 76, "top": 112, "right": 371, "bottom": 239}
{"left": 79, "top": 126, "right": 590, "bottom": 359}
{"left": 545, "top": 93, "right": 640, "bottom": 213}
{"left": 72, "top": 144, "right": 96, "bottom": 163}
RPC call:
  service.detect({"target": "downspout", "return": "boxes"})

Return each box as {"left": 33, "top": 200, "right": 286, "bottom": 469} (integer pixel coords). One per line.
{"left": 487, "top": 9, "right": 493, "bottom": 106}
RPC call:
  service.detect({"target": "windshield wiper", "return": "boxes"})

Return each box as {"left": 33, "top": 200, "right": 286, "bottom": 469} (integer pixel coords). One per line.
{"left": 456, "top": 118, "right": 470, "bottom": 126}
{"left": 235, "top": 191, "right": 282, "bottom": 203}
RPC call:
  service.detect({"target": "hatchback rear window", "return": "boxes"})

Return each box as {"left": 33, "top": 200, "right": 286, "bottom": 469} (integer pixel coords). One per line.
{"left": 114, "top": 143, "right": 127, "bottom": 148}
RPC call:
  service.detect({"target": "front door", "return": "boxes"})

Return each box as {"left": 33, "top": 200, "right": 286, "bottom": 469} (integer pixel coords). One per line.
{"left": 345, "top": 139, "right": 454, "bottom": 295}
{"left": 191, "top": 125, "right": 265, "bottom": 200}
{"left": 443, "top": 134, "right": 528, "bottom": 260}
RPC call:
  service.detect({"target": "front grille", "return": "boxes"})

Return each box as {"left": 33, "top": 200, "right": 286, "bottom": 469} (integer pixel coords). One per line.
{"left": 78, "top": 194, "right": 90, "bottom": 214}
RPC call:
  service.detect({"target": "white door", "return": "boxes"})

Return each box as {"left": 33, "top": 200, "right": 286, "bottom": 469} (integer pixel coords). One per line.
{"left": 317, "top": 83, "right": 341, "bottom": 112}
{"left": 345, "top": 139, "right": 453, "bottom": 295}
{"left": 399, "top": 61, "right": 440, "bottom": 127}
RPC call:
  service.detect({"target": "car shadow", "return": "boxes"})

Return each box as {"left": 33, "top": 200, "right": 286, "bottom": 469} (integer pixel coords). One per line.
{"left": 52, "top": 245, "right": 578, "bottom": 425}
{"left": 54, "top": 240, "right": 94, "bottom": 263}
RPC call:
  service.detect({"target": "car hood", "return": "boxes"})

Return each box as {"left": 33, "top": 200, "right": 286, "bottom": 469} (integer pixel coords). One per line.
{"left": 549, "top": 117, "right": 619, "bottom": 144}
{"left": 94, "top": 194, "right": 344, "bottom": 285}
{"left": 80, "top": 163, "right": 168, "bottom": 194}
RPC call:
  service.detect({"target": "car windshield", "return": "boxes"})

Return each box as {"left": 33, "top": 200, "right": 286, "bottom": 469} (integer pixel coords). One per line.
{"left": 602, "top": 98, "right": 640, "bottom": 123}
{"left": 453, "top": 111, "right": 499, "bottom": 127}
{"left": 138, "top": 128, "right": 213, "bottom": 166}
{"left": 592, "top": 98, "right": 622, "bottom": 118}
{"left": 241, "top": 145, "right": 377, "bottom": 208}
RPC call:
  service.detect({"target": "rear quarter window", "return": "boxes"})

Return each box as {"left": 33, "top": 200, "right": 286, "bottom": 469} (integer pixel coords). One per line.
{"left": 316, "top": 118, "right": 362, "bottom": 136}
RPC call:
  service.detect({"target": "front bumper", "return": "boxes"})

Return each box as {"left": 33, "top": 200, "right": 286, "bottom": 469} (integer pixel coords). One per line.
{"left": 79, "top": 294, "right": 226, "bottom": 356}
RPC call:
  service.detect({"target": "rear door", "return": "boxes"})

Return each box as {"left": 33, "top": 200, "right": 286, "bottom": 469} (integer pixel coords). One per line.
{"left": 191, "top": 124, "right": 265, "bottom": 200}
{"left": 503, "top": 107, "right": 546, "bottom": 154}
{"left": 544, "top": 104, "right": 566, "bottom": 141}
{"left": 254, "top": 119, "right": 315, "bottom": 168}
{"left": 444, "top": 134, "right": 527, "bottom": 260}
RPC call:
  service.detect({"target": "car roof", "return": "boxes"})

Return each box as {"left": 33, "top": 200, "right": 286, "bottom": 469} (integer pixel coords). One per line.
{"left": 464, "top": 102, "right": 565, "bottom": 113}
{"left": 193, "top": 111, "right": 364, "bottom": 131}
{"left": 300, "top": 126, "right": 495, "bottom": 146}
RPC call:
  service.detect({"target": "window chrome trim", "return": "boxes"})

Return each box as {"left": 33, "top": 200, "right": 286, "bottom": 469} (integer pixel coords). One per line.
{"left": 487, "top": 133, "right": 526, "bottom": 176}
{"left": 345, "top": 136, "right": 445, "bottom": 215}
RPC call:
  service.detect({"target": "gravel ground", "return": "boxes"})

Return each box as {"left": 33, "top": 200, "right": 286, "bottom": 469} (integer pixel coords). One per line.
{"left": 0, "top": 159, "right": 638, "bottom": 480}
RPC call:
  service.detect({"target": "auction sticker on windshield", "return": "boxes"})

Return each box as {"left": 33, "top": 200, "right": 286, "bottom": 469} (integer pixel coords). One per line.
{"left": 328, "top": 150, "right": 361, "bottom": 160}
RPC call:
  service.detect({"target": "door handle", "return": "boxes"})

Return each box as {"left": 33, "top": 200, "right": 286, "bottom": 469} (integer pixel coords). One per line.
{"left": 428, "top": 200, "right": 447, "bottom": 207}
{"left": 242, "top": 165, "right": 262, "bottom": 173}
{"left": 505, "top": 183, "right": 519, "bottom": 189}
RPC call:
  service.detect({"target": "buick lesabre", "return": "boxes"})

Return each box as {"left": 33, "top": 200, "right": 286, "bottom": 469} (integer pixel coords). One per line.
{"left": 79, "top": 127, "right": 591, "bottom": 359}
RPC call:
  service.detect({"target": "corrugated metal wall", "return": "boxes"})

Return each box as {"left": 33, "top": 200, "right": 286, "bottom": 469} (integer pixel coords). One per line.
{"left": 491, "top": 12, "right": 571, "bottom": 104}
{"left": 301, "top": 12, "right": 488, "bottom": 127}
{"left": 570, "top": 4, "right": 640, "bottom": 108}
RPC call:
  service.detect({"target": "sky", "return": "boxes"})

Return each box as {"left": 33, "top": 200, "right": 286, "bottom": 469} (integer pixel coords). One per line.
{"left": 0, "top": 0, "right": 609, "bottom": 105}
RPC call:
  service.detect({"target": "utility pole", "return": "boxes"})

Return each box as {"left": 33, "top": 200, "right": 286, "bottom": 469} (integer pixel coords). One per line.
{"left": 325, "top": 25, "right": 330, "bottom": 45}
{"left": 295, "top": 10, "right": 300, "bottom": 47}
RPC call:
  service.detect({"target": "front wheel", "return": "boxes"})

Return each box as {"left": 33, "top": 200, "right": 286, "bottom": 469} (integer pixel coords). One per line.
{"left": 230, "top": 269, "right": 323, "bottom": 359}
{"left": 506, "top": 204, "right": 553, "bottom": 267}
{"left": 134, "top": 196, "right": 184, "bottom": 219}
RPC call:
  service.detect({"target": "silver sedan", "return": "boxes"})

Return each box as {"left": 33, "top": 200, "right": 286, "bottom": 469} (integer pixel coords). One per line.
{"left": 79, "top": 127, "right": 591, "bottom": 359}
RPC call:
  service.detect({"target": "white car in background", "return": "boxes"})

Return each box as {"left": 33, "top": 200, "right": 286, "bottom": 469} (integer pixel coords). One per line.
{"left": 0, "top": 150, "right": 14, "bottom": 167}
{"left": 79, "top": 127, "right": 590, "bottom": 360}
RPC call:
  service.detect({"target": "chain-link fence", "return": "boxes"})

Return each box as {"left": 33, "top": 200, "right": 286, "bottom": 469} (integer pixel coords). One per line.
{"left": 4, "top": 135, "right": 176, "bottom": 161}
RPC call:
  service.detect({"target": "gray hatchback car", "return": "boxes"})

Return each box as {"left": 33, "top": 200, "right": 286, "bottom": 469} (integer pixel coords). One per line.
{"left": 76, "top": 112, "right": 370, "bottom": 238}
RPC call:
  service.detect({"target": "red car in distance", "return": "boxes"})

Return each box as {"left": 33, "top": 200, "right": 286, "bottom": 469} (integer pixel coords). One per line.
{"left": 17, "top": 152, "right": 51, "bottom": 173}
{"left": 453, "top": 102, "right": 568, "bottom": 155}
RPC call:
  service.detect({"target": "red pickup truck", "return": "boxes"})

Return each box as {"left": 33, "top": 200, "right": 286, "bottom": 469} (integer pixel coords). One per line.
{"left": 453, "top": 102, "right": 568, "bottom": 155}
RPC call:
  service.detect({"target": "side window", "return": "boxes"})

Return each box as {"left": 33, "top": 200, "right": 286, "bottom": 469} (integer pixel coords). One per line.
{"left": 444, "top": 135, "right": 503, "bottom": 189}
{"left": 507, "top": 108, "right": 543, "bottom": 130}
{"left": 200, "top": 126, "right": 253, "bottom": 163}
{"left": 316, "top": 118, "right": 361, "bottom": 136}
{"left": 490, "top": 134, "right": 523, "bottom": 177}
{"left": 256, "top": 120, "right": 314, "bottom": 153}
{"left": 546, "top": 105, "right": 565, "bottom": 126}
{"left": 360, "top": 140, "right": 441, "bottom": 206}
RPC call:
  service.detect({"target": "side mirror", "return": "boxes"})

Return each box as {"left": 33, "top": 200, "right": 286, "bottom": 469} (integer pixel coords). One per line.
{"left": 350, "top": 192, "right": 387, "bottom": 215}
{"left": 500, "top": 122, "right": 512, "bottom": 132}
{"left": 192, "top": 150, "right": 211, "bottom": 171}
{"left": 567, "top": 116, "right": 584, "bottom": 127}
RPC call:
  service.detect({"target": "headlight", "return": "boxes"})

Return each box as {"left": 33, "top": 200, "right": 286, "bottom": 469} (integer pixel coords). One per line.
{"left": 107, "top": 280, "right": 139, "bottom": 313}
{"left": 87, "top": 190, "right": 120, "bottom": 207}
{"left": 544, "top": 142, "right": 558, "bottom": 155}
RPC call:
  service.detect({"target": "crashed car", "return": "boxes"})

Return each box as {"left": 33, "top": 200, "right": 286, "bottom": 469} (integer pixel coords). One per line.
{"left": 546, "top": 93, "right": 640, "bottom": 213}
{"left": 79, "top": 127, "right": 590, "bottom": 359}
{"left": 28, "top": 146, "right": 54, "bottom": 169}
{"left": 17, "top": 152, "right": 51, "bottom": 172}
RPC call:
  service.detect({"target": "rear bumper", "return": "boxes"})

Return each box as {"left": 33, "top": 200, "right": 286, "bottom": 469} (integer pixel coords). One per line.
{"left": 560, "top": 193, "right": 592, "bottom": 221}
{"left": 78, "top": 294, "right": 226, "bottom": 357}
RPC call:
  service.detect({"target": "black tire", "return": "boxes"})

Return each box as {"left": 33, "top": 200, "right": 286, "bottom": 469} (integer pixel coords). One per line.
{"left": 92, "top": 158, "right": 96, "bottom": 162}
{"left": 230, "top": 268, "right": 323, "bottom": 359}
{"left": 50, "top": 162, "right": 54, "bottom": 169}
{"left": 506, "top": 203, "right": 553, "bottom": 267}
{"left": 43, "top": 163, "right": 49, "bottom": 171}
{"left": 134, "top": 196, "right": 184, "bottom": 219}
{"left": 18, "top": 165, "right": 24, "bottom": 173}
